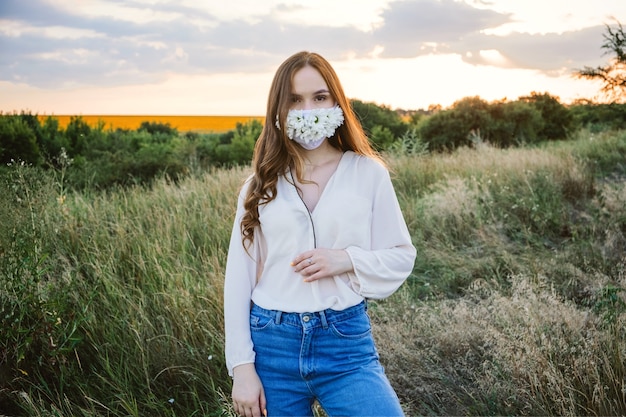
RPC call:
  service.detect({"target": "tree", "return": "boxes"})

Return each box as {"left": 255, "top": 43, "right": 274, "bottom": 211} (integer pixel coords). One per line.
{"left": 489, "top": 101, "right": 543, "bottom": 146}
{"left": 350, "top": 99, "right": 407, "bottom": 148}
{"left": 575, "top": 20, "right": 626, "bottom": 103}
{"left": 64, "top": 116, "right": 91, "bottom": 156}
{"left": 229, "top": 119, "right": 263, "bottom": 165}
{"left": 213, "top": 120, "right": 262, "bottom": 166}
{"left": 0, "top": 116, "right": 41, "bottom": 165}
{"left": 518, "top": 92, "right": 574, "bottom": 140}
{"left": 138, "top": 120, "right": 178, "bottom": 136}
{"left": 417, "top": 96, "right": 493, "bottom": 151}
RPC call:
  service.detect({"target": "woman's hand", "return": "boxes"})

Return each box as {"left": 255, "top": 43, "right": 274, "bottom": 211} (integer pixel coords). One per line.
{"left": 232, "top": 364, "right": 267, "bottom": 417}
{"left": 291, "top": 248, "right": 353, "bottom": 282}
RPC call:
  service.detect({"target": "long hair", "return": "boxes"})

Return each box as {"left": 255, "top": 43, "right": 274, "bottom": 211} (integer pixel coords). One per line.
{"left": 240, "top": 51, "right": 383, "bottom": 249}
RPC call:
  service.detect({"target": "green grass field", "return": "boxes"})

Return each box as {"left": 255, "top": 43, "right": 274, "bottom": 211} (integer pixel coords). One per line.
{"left": 1, "top": 129, "right": 625, "bottom": 416}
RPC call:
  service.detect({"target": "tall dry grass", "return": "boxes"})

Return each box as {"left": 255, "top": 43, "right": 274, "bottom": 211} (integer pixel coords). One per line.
{"left": 1, "top": 130, "right": 625, "bottom": 416}
{"left": 375, "top": 131, "right": 626, "bottom": 415}
{"left": 373, "top": 266, "right": 625, "bottom": 415}
{"left": 2, "top": 164, "right": 252, "bottom": 415}
{"left": 390, "top": 141, "right": 599, "bottom": 297}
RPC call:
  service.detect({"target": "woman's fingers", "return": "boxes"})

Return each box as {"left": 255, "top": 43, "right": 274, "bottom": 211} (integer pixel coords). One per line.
{"left": 292, "top": 248, "right": 352, "bottom": 281}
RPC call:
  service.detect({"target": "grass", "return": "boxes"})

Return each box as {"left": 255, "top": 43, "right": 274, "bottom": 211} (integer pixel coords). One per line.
{"left": 1, "top": 129, "right": 625, "bottom": 416}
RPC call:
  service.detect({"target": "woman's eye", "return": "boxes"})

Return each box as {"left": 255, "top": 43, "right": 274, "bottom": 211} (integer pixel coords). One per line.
{"left": 315, "top": 95, "right": 328, "bottom": 102}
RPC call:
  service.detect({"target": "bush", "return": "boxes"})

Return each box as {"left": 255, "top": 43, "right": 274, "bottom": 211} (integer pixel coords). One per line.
{"left": 351, "top": 99, "right": 408, "bottom": 149}
{"left": 138, "top": 121, "right": 178, "bottom": 136}
{"left": 64, "top": 116, "right": 92, "bottom": 156}
{"left": 39, "top": 116, "right": 69, "bottom": 165}
{"left": 488, "top": 100, "right": 543, "bottom": 146}
{"left": 418, "top": 96, "right": 552, "bottom": 151}
{"left": 519, "top": 92, "right": 575, "bottom": 140}
{"left": 570, "top": 102, "right": 626, "bottom": 132}
{"left": 0, "top": 115, "right": 42, "bottom": 165}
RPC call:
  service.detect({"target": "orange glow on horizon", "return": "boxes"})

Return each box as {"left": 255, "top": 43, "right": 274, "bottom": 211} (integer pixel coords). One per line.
{"left": 37, "top": 114, "right": 265, "bottom": 133}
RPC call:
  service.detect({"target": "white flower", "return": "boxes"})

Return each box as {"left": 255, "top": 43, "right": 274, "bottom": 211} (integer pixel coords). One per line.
{"left": 277, "top": 106, "right": 344, "bottom": 144}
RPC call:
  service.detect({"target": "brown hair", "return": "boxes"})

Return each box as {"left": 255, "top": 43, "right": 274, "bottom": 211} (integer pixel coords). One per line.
{"left": 240, "top": 51, "right": 383, "bottom": 249}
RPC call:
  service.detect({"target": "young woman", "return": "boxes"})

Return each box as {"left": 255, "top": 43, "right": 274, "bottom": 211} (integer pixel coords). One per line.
{"left": 224, "top": 51, "right": 416, "bottom": 417}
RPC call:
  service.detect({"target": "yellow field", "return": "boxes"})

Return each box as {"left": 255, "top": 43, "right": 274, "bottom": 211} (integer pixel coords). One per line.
{"left": 37, "top": 115, "right": 265, "bottom": 133}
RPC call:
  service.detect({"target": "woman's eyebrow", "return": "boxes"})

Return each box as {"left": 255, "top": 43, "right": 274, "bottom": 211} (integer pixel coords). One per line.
{"left": 291, "top": 89, "right": 330, "bottom": 96}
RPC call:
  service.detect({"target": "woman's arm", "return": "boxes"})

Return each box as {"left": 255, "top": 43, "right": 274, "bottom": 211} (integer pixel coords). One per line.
{"left": 344, "top": 168, "right": 416, "bottom": 298}
{"left": 224, "top": 183, "right": 258, "bottom": 376}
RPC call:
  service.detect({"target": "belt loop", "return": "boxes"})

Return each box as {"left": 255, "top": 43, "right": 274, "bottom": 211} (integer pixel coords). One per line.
{"left": 319, "top": 310, "right": 328, "bottom": 329}
{"left": 275, "top": 311, "right": 282, "bottom": 325}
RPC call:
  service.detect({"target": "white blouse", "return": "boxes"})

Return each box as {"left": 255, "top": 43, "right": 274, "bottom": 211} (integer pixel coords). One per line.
{"left": 224, "top": 151, "right": 416, "bottom": 375}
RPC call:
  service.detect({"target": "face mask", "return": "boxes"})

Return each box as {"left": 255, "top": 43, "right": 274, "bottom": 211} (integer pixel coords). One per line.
{"left": 277, "top": 106, "right": 345, "bottom": 150}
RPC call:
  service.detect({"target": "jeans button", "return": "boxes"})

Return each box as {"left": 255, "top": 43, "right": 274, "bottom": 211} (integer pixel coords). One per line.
{"left": 302, "top": 315, "right": 310, "bottom": 323}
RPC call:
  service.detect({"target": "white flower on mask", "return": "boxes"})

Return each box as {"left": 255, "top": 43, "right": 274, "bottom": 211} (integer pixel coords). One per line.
{"left": 276, "top": 106, "right": 344, "bottom": 145}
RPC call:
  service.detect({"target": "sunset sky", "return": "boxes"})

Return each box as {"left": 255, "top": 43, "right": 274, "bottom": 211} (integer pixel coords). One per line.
{"left": 1, "top": 0, "right": 625, "bottom": 115}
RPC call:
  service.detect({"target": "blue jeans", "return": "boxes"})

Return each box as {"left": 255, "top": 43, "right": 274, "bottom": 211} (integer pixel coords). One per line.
{"left": 250, "top": 301, "right": 404, "bottom": 417}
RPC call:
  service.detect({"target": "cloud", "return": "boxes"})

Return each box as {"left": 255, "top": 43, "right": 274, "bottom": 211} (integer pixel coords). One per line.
{"left": 373, "top": 0, "right": 512, "bottom": 56}
{"left": 0, "top": 0, "right": 618, "bottom": 91}
{"left": 459, "top": 26, "right": 607, "bottom": 73}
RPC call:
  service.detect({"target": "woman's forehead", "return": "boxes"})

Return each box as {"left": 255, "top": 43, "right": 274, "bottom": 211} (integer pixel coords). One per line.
{"left": 291, "top": 66, "right": 329, "bottom": 93}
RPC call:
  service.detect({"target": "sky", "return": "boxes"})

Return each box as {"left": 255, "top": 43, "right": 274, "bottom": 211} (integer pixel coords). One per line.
{"left": 1, "top": 0, "right": 625, "bottom": 116}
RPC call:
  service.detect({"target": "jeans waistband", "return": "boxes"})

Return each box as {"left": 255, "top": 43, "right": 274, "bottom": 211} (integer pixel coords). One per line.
{"left": 251, "top": 300, "right": 367, "bottom": 328}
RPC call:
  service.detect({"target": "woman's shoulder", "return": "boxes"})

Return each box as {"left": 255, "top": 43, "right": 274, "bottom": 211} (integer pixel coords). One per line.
{"left": 237, "top": 174, "right": 255, "bottom": 198}
{"left": 343, "top": 151, "right": 388, "bottom": 174}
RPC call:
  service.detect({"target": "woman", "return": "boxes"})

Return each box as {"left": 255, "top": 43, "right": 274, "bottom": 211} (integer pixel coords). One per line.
{"left": 224, "top": 51, "right": 416, "bottom": 417}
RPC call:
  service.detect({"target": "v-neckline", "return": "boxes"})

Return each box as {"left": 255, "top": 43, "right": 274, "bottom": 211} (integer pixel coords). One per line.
{"left": 290, "top": 151, "right": 347, "bottom": 214}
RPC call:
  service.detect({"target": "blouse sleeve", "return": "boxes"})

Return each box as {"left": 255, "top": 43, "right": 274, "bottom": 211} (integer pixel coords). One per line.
{"left": 223, "top": 181, "right": 257, "bottom": 377}
{"left": 344, "top": 167, "right": 416, "bottom": 299}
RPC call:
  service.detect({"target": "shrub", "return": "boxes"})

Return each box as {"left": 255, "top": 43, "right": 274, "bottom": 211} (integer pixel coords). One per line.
{"left": 0, "top": 115, "right": 42, "bottom": 165}
{"left": 519, "top": 92, "right": 575, "bottom": 140}
{"left": 570, "top": 102, "right": 626, "bottom": 132}
{"left": 351, "top": 99, "right": 408, "bottom": 148}
{"left": 138, "top": 120, "right": 178, "bottom": 136}
{"left": 64, "top": 116, "right": 92, "bottom": 156}
{"left": 488, "top": 100, "right": 544, "bottom": 146}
